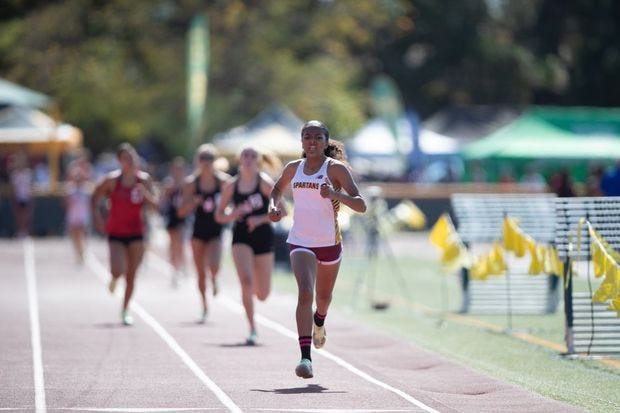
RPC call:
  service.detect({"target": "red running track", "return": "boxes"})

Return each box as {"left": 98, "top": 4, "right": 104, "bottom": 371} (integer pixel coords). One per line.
{"left": 0, "top": 237, "right": 583, "bottom": 413}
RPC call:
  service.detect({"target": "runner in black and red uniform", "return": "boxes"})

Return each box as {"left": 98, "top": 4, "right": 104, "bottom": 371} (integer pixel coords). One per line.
{"left": 178, "top": 144, "right": 230, "bottom": 323}
{"left": 91, "top": 143, "right": 158, "bottom": 326}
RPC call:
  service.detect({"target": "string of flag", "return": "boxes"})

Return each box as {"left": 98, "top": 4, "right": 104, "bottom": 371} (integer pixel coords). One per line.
{"left": 428, "top": 214, "right": 563, "bottom": 280}
{"left": 428, "top": 213, "right": 620, "bottom": 317}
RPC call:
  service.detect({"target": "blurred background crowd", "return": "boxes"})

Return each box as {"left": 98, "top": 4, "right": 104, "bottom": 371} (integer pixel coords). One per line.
{"left": 1, "top": 0, "right": 619, "bottom": 237}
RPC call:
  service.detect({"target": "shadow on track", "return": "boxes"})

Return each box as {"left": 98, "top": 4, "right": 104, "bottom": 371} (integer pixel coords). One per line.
{"left": 251, "top": 384, "right": 346, "bottom": 394}
{"left": 217, "top": 342, "right": 264, "bottom": 348}
{"left": 90, "top": 322, "right": 132, "bottom": 329}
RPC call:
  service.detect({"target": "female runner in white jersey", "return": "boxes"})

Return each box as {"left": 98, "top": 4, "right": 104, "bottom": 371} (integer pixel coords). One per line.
{"left": 268, "top": 120, "right": 366, "bottom": 378}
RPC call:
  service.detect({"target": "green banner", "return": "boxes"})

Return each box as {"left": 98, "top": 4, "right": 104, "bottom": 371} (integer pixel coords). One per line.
{"left": 370, "top": 74, "right": 402, "bottom": 143}
{"left": 186, "top": 14, "right": 210, "bottom": 154}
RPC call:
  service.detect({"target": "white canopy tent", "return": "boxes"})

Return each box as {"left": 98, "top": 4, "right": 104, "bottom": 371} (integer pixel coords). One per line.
{"left": 0, "top": 106, "right": 82, "bottom": 151}
{"left": 213, "top": 123, "right": 302, "bottom": 160}
{"left": 212, "top": 105, "right": 304, "bottom": 162}
{"left": 347, "top": 117, "right": 459, "bottom": 179}
{"left": 0, "top": 78, "right": 51, "bottom": 109}
{"left": 0, "top": 106, "right": 82, "bottom": 190}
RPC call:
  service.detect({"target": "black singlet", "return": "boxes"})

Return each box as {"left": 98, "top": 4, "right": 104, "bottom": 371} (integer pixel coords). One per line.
{"left": 192, "top": 176, "right": 223, "bottom": 242}
{"left": 231, "top": 176, "right": 273, "bottom": 255}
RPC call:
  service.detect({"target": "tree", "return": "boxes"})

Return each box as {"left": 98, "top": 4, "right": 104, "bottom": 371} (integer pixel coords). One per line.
{"left": 0, "top": 0, "right": 409, "bottom": 156}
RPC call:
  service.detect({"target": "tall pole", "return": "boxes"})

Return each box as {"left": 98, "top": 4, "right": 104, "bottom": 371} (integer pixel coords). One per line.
{"left": 186, "top": 14, "right": 210, "bottom": 156}
{"left": 369, "top": 74, "right": 411, "bottom": 176}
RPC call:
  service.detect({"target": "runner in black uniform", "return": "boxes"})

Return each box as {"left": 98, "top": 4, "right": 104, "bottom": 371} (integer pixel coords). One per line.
{"left": 192, "top": 174, "right": 224, "bottom": 241}
{"left": 178, "top": 144, "right": 230, "bottom": 323}
{"left": 216, "top": 146, "right": 285, "bottom": 345}
{"left": 160, "top": 156, "right": 188, "bottom": 287}
{"left": 232, "top": 178, "right": 274, "bottom": 254}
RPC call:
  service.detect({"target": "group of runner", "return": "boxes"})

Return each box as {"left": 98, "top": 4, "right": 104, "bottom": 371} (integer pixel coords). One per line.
{"left": 84, "top": 120, "right": 367, "bottom": 378}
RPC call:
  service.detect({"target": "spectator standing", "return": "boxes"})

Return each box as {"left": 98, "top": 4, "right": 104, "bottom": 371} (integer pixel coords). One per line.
{"left": 585, "top": 164, "right": 605, "bottom": 196}
{"left": 549, "top": 169, "right": 576, "bottom": 198}
{"left": 64, "top": 151, "right": 93, "bottom": 263}
{"left": 600, "top": 160, "right": 620, "bottom": 196}
{"left": 10, "top": 154, "right": 33, "bottom": 237}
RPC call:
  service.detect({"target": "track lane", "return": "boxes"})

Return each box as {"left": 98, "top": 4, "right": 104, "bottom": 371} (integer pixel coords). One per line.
{"left": 31, "top": 238, "right": 233, "bottom": 412}
{"left": 1, "top": 236, "right": 586, "bottom": 412}
{"left": 0, "top": 240, "right": 38, "bottom": 410}
{"left": 130, "top": 248, "right": 430, "bottom": 412}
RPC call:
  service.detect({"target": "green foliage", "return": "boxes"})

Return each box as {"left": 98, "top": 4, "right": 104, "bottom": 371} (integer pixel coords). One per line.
{"left": 0, "top": 0, "right": 618, "bottom": 158}
{"left": 205, "top": 0, "right": 404, "bottom": 141}
{"left": 0, "top": 0, "right": 406, "bottom": 156}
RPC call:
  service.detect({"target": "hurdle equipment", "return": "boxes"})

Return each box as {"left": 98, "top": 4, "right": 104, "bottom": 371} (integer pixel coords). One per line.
{"left": 555, "top": 197, "right": 620, "bottom": 356}
{"left": 450, "top": 193, "right": 559, "bottom": 316}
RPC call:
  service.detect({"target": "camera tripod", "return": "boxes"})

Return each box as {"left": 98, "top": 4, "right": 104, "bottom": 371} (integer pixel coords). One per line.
{"left": 349, "top": 216, "right": 411, "bottom": 311}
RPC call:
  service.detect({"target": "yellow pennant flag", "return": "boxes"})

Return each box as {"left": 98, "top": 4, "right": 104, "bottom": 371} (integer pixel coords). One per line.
{"left": 592, "top": 266, "right": 620, "bottom": 303}
{"left": 527, "top": 240, "right": 544, "bottom": 275}
{"left": 429, "top": 213, "right": 452, "bottom": 249}
{"left": 488, "top": 242, "right": 507, "bottom": 275}
{"left": 547, "top": 246, "right": 564, "bottom": 276}
{"left": 608, "top": 296, "right": 620, "bottom": 317}
{"left": 592, "top": 241, "right": 605, "bottom": 277}
{"left": 393, "top": 200, "right": 426, "bottom": 230}
{"left": 502, "top": 217, "right": 516, "bottom": 251}
{"left": 470, "top": 256, "right": 490, "bottom": 280}
{"left": 514, "top": 233, "right": 527, "bottom": 258}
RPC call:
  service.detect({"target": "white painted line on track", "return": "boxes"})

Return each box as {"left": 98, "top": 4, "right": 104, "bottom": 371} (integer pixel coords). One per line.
{"left": 254, "top": 410, "right": 417, "bottom": 412}
{"left": 56, "top": 408, "right": 222, "bottom": 412}
{"left": 0, "top": 407, "right": 222, "bottom": 413}
{"left": 84, "top": 250, "right": 243, "bottom": 413}
{"left": 146, "top": 251, "right": 441, "bottom": 413}
{"left": 24, "top": 237, "right": 47, "bottom": 413}
{"left": 220, "top": 296, "right": 440, "bottom": 413}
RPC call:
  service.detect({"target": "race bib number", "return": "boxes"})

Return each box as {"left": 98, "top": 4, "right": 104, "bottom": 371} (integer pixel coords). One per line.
{"left": 202, "top": 197, "right": 215, "bottom": 213}
{"left": 248, "top": 193, "right": 264, "bottom": 210}
{"left": 130, "top": 187, "right": 143, "bottom": 204}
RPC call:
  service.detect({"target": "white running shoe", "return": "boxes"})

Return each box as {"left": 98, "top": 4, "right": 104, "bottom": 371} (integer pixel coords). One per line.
{"left": 121, "top": 310, "right": 133, "bottom": 326}
{"left": 245, "top": 330, "right": 257, "bottom": 346}
{"left": 108, "top": 277, "right": 118, "bottom": 294}
{"left": 313, "top": 324, "right": 326, "bottom": 349}
{"left": 198, "top": 308, "right": 208, "bottom": 324}
{"left": 295, "top": 358, "right": 313, "bottom": 379}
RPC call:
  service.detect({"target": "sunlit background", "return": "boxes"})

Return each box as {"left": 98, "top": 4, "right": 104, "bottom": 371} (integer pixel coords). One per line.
{"left": 1, "top": 0, "right": 619, "bottom": 235}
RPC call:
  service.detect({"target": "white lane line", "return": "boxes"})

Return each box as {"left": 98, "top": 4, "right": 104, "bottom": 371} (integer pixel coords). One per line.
{"left": 2, "top": 407, "right": 222, "bottom": 411}
{"left": 254, "top": 410, "right": 417, "bottom": 413}
{"left": 11, "top": 408, "right": 412, "bottom": 412}
{"left": 56, "top": 408, "right": 222, "bottom": 412}
{"left": 84, "top": 251, "right": 243, "bottom": 413}
{"left": 24, "top": 237, "right": 47, "bottom": 413}
{"left": 221, "top": 297, "right": 440, "bottom": 413}
{"left": 146, "top": 251, "right": 441, "bottom": 413}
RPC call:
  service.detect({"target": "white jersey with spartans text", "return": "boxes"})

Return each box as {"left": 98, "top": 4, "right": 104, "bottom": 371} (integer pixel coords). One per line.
{"left": 287, "top": 158, "right": 342, "bottom": 247}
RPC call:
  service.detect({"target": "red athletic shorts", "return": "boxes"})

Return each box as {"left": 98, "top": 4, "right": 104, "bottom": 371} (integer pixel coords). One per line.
{"left": 287, "top": 243, "right": 342, "bottom": 265}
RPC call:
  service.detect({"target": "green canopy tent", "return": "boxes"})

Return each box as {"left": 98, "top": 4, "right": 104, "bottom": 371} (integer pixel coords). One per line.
{"left": 460, "top": 107, "right": 620, "bottom": 181}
